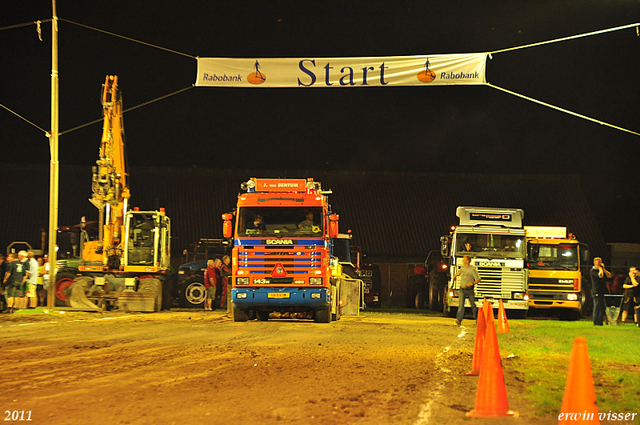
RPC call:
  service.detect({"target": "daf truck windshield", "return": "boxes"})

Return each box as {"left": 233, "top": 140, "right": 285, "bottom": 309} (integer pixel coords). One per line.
{"left": 456, "top": 232, "right": 525, "bottom": 258}
{"left": 527, "top": 244, "right": 579, "bottom": 270}
{"left": 238, "top": 207, "right": 324, "bottom": 237}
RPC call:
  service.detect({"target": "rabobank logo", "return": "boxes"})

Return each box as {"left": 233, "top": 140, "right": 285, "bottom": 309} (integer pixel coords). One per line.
{"left": 202, "top": 73, "right": 243, "bottom": 82}
{"left": 247, "top": 60, "right": 266, "bottom": 85}
{"left": 417, "top": 59, "right": 436, "bottom": 83}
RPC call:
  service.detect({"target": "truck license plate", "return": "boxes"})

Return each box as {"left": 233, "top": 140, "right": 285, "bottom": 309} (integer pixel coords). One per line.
{"left": 268, "top": 293, "right": 290, "bottom": 299}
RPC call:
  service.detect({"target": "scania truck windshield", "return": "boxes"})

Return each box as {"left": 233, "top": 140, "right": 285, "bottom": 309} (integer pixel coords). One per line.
{"left": 238, "top": 207, "right": 324, "bottom": 237}
{"left": 455, "top": 233, "right": 525, "bottom": 259}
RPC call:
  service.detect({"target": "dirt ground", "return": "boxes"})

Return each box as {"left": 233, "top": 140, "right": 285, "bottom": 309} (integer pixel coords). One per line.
{"left": 0, "top": 310, "right": 559, "bottom": 425}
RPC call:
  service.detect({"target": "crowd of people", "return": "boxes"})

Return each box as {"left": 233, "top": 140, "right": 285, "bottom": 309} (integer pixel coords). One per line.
{"left": 0, "top": 250, "right": 49, "bottom": 314}
{"left": 204, "top": 254, "right": 232, "bottom": 314}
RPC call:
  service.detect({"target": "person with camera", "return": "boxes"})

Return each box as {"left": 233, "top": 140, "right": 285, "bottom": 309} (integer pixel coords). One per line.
{"left": 590, "top": 257, "right": 612, "bottom": 326}
{"left": 621, "top": 266, "right": 640, "bottom": 326}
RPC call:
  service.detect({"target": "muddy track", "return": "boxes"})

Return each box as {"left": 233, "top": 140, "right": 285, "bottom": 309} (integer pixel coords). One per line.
{"left": 1, "top": 311, "right": 549, "bottom": 425}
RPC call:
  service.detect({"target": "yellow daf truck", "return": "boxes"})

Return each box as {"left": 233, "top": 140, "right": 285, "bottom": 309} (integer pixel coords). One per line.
{"left": 525, "top": 226, "right": 589, "bottom": 320}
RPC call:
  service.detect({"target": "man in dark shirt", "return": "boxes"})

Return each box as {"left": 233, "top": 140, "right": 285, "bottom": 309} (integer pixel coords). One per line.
{"left": 3, "top": 251, "right": 29, "bottom": 313}
{"left": 590, "top": 257, "right": 612, "bottom": 326}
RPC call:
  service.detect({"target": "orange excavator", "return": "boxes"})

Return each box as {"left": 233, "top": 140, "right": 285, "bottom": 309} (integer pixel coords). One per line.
{"left": 56, "top": 76, "right": 171, "bottom": 311}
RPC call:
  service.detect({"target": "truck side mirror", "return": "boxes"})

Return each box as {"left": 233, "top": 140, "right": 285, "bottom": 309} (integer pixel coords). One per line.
{"left": 440, "top": 235, "right": 450, "bottom": 258}
{"left": 222, "top": 213, "right": 233, "bottom": 239}
{"left": 580, "top": 244, "right": 590, "bottom": 264}
{"left": 329, "top": 214, "right": 339, "bottom": 239}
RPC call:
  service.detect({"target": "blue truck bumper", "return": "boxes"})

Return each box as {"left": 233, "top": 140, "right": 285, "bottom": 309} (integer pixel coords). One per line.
{"left": 232, "top": 287, "right": 330, "bottom": 309}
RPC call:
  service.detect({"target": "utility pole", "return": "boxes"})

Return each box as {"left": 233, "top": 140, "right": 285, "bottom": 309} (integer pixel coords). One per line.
{"left": 47, "top": 0, "right": 59, "bottom": 309}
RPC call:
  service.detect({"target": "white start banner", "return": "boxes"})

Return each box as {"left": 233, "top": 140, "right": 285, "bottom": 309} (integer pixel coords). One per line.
{"left": 195, "top": 53, "right": 487, "bottom": 88}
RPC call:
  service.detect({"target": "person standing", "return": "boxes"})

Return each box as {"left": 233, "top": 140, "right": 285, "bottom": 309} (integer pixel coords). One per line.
{"left": 453, "top": 255, "right": 481, "bottom": 326}
{"left": 590, "top": 257, "right": 612, "bottom": 326}
{"left": 621, "top": 266, "right": 640, "bottom": 326}
{"left": 1, "top": 254, "right": 13, "bottom": 313}
{"left": 26, "top": 251, "right": 38, "bottom": 309}
{"left": 0, "top": 255, "right": 6, "bottom": 312}
{"left": 213, "top": 258, "right": 223, "bottom": 308}
{"left": 3, "top": 251, "right": 29, "bottom": 313}
{"left": 37, "top": 257, "right": 47, "bottom": 307}
{"left": 221, "top": 255, "right": 232, "bottom": 314}
{"left": 203, "top": 260, "right": 217, "bottom": 311}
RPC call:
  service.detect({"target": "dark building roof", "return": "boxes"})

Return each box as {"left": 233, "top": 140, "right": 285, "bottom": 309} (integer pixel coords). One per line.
{"left": 0, "top": 164, "right": 608, "bottom": 261}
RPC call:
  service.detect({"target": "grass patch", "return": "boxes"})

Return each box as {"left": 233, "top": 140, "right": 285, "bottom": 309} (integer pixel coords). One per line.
{"left": 499, "top": 319, "right": 640, "bottom": 419}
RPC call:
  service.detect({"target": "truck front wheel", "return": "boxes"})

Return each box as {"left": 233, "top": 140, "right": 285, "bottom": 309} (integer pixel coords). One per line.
{"left": 233, "top": 307, "right": 248, "bottom": 322}
{"left": 314, "top": 307, "right": 331, "bottom": 323}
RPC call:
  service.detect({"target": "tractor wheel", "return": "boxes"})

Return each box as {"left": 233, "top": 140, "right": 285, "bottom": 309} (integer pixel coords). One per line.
{"left": 54, "top": 272, "right": 76, "bottom": 307}
{"left": 429, "top": 283, "right": 442, "bottom": 311}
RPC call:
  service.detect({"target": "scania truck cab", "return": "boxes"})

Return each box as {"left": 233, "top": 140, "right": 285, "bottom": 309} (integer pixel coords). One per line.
{"left": 222, "top": 178, "right": 342, "bottom": 323}
{"left": 442, "top": 206, "right": 529, "bottom": 318}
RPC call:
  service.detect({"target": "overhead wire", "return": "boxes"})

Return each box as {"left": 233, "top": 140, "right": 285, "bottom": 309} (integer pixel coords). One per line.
{"left": 59, "top": 85, "right": 195, "bottom": 136}
{"left": 487, "top": 22, "right": 640, "bottom": 137}
{"left": 59, "top": 18, "right": 197, "bottom": 59}
{"left": 485, "top": 83, "right": 640, "bottom": 137}
{"left": 490, "top": 22, "right": 640, "bottom": 54}
{"left": 0, "top": 103, "right": 48, "bottom": 135}
{"left": 0, "top": 19, "right": 52, "bottom": 31}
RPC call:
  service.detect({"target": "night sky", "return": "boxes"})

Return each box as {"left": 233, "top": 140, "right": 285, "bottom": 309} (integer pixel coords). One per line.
{"left": 2, "top": 1, "right": 639, "bottom": 242}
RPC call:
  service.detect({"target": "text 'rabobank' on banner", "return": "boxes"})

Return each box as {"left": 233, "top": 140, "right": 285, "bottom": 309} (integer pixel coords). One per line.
{"left": 195, "top": 54, "right": 487, "bottom": 88}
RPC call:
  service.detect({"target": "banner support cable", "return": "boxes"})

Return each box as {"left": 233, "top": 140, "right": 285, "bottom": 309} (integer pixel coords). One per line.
{"left": 486, "top": 82, "right": 640, "bottom": 137}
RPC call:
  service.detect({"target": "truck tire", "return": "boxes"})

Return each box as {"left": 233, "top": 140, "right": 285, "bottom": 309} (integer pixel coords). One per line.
{"left": 314, "top": 307, "right": 331, "bottom": 323}
{"left": 559, "top": 309, "right": 581, "bottom": 321}
{"left": 233, "top": 306, "right": 248, "bottom": 322}
{"left": 256, "top": 310, "right": 270, "bottom": 321}
{"left": 332, "top": 304, "right": 341, "bottom": 321}
{"left": 179, "top": 276, "right": 206, "bottom": 309}
{"left": 580, "top": 288, "right": 592, "bottom": 317}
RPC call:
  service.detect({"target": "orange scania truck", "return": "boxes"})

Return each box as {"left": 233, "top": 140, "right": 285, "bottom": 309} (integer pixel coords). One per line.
{"left": 222, "top": 178, "right": 343, "bottom": 322}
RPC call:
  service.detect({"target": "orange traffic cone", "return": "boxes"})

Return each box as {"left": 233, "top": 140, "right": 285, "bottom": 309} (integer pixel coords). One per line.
{"left": 485, "top": 299, "right": 495, "bottom": 327}
{"left": 467, "top": 311, "right": 517, "bottom": 418}
{"left": 558, "top": 337, "right": 600, "bottom": 424}
{"left": 466, "top": 302, "right": 487, "bottom": 376}
{"left": 497, "top": 299, "right": 510, "bottom": 333}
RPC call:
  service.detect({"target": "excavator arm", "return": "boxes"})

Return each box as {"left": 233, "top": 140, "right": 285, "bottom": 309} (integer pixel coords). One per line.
{"left": 84, "top": 75, "right": 130, "bottom": 269}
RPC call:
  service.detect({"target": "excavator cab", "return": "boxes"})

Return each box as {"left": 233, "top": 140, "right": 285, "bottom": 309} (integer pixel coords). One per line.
{"left": 123, "top": 210, "right": 171, "bottom": 271}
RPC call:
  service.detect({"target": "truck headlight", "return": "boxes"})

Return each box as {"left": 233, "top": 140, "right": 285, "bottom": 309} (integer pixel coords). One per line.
{"left": 513, "top": 292, "right": 525, "bottom": 300}
{"left": 236, "top": 292, "right": 248, "bottom": 299}
{"left": 567, "top": 293, "right": 578, "bottom": 301}
{"left": 309, "top": 277, "right": 322, "bottom": 285}
{"left": 237, "top": 278, "right": 249, "bottom": 285}
{"left": 311, "top": 292, "right": 321, "bottom": 299}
